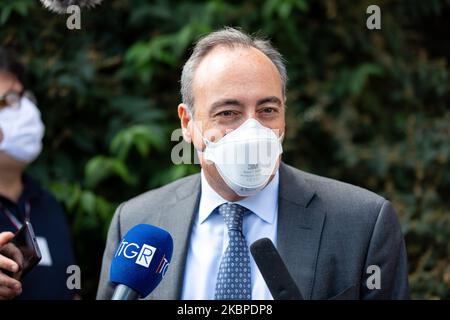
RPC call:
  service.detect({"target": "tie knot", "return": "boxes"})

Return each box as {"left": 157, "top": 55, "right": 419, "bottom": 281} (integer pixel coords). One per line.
{"left": 218, "top": 203, "right": 248, "bottom": 232}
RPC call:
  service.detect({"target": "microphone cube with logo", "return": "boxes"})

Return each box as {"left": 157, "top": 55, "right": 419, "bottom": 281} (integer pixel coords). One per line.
{"left": 110, "top": 224, "right": 173, "bottom": 299}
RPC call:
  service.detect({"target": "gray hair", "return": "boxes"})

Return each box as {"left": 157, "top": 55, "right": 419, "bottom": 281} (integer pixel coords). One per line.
{"left": 180, "top": 27, "right": 287, "bottom": 114}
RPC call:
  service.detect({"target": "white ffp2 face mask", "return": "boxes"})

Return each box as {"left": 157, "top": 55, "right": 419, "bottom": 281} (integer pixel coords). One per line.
{"left": 0, "top": 97, "right": 45, "bottom": 163}
{"left": 193, "top": 117, "right": 283, "bottom": 197}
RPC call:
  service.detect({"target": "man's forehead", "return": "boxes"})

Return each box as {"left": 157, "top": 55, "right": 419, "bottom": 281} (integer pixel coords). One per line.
{"left": 195, "top": 45, "right": 277, "bottom": 78}
{"left": 192, "top": 46, "right": 283, "bottom": 101}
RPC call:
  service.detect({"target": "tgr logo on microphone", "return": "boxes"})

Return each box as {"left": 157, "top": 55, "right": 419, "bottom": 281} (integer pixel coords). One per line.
{"left": 115, "top": 240, "right": 157, "bottom": 268}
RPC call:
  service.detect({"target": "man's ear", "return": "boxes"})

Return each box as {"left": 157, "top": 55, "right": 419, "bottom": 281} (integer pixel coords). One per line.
{"left": 178, "top": 103, "right": 192, "bottom": 143}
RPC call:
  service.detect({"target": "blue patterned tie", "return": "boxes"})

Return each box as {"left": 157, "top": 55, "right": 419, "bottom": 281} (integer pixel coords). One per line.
{"left": 215, "top": 203, "right": 252, "bottom": 300}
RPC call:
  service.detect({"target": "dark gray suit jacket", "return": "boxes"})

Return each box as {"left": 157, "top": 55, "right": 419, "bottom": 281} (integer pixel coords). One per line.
{"left": 96, "top": 163, "right": 410, "bottom": 300}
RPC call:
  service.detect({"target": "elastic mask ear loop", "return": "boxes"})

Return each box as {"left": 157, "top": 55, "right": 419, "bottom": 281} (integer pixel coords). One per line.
{"left": 278, "top": 131, "right": 285, "bottom": 144}
{"left": 277, "top": 130, "right": 285, "bottom": 155}
{"left": 188, "top": 109, "right": 210, "bottom": 154}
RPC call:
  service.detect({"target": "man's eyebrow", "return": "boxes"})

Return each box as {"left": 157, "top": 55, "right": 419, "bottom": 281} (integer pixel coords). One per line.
{"left": 257, "top": 96, "right": 282, "bottom": 107}
{"left": 209, "top": 99, "right": 244, "bottom": 114}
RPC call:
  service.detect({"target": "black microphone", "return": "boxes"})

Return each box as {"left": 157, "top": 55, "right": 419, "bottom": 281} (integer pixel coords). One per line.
{"left": 250, "top": 238, "right": 304, "bottom": 300}
{"left": 39, "top": 0, "right": 103, "bottom": 13}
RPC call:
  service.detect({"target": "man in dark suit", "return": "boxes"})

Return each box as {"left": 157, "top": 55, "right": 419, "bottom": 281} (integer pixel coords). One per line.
{"left": 97, "top": 27, "right": 409, "bottom": 300}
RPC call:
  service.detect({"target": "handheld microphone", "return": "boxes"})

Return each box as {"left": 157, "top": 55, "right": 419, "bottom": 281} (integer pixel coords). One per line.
{"left": 109, "top": 224, "right": 173, "bottom": 300}
{"left": 39, "top": 0, "right": 103, "bottom": 14}
{"left": 250, "top": 238, "right": 304, "bottom": 300}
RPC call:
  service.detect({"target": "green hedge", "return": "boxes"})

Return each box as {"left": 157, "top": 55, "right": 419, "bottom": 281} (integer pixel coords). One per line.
{"left": 1, "top": 0, "right": 449, "bottom": 299}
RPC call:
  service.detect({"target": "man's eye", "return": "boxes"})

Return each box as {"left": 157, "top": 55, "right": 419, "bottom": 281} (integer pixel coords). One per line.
{"left": 261, "top": 107, "right": 276, "bottom": 114}
{"left": 217, "top": 110, "right": 236, "bottom": 117}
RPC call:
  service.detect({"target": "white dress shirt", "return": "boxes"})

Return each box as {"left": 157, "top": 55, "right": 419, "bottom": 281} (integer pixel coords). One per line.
{"left": 181, "top": 169, "right": 279, "bottom": 300}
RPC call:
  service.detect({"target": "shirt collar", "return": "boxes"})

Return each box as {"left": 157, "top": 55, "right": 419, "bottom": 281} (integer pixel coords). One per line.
{"left": 198, "top": 169, "right": 279, "bottom": 225}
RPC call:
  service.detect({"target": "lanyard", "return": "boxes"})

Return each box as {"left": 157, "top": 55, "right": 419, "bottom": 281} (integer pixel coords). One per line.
{"left": 0, "top": 201, "right": 30, "bottom": 231}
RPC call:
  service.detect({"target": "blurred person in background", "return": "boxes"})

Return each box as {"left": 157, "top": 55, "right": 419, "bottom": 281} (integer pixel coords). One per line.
{"left": 0, "top": 47, "right": 77, "bottom": 300}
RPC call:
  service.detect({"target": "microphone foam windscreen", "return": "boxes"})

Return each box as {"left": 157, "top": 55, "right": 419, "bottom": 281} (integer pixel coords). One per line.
{"left": 250, "top": 238, "right": 303, "bottom": 300}
{"left": 39, "top": 0, "right": 103, "bottom": 14}
{"left": 110, "top": 224, "right": 173, "bottom": 298}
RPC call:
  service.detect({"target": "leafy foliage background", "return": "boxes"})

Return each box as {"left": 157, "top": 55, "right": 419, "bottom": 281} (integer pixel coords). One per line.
{"left": 1, "top": 0, "right": 448, "bottom": 299}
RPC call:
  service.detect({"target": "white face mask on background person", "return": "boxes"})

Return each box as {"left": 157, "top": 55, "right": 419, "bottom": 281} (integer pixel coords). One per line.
{"left": 192, "top": 115, "right": 283, "bottom": 197}
{"left": 0, "top": 96, "right": 45, "bottom": 163}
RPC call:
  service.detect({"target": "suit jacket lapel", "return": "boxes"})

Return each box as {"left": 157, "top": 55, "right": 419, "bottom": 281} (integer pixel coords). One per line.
{"left": 148, "top": 174, "right": 201, "bottom": 300}
{"left": 277, "top": 163, "right": 326, "bottom": 300}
